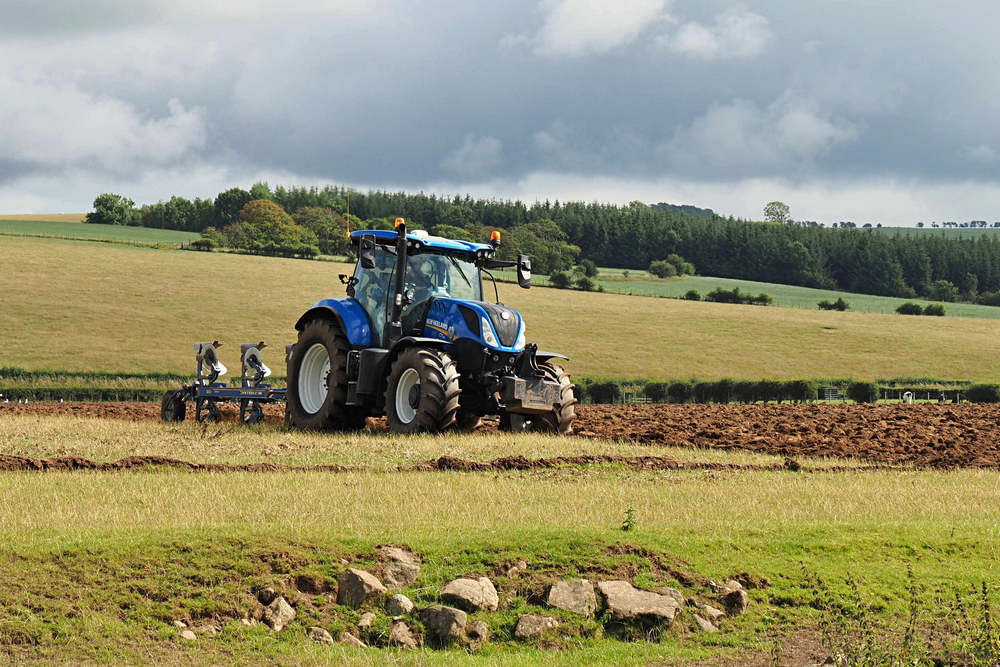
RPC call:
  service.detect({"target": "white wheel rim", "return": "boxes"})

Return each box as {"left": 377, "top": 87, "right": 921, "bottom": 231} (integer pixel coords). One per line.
{"left": 395, "top": 368, "right": 420, "bottom": 424}
{"left": 299, "top": 343, "right": 331, "bottom": 415}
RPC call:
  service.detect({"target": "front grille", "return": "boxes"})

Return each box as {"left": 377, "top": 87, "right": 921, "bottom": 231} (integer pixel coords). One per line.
{"left": 478, "top": 302, "right": 520, "bottom": 347}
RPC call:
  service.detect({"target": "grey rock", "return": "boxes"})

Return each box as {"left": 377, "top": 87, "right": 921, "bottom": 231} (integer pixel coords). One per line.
{"left": 661, "top": 588, "right": 684, "bottom": 606}
{"left": 308, "top": 626, "right": 334, "bottom": 644}
{"left": 698, "top": 604, "right": 726, "bottom": 622}
{"left": 338, "top": 569, "right": 386, "bottom": 608}
{"left": 381, "top": 546, "right": 421, "bottom": 564}
{"left": 440, "top": 577, "right": 499, "bottom": 612}
{"left": 693, "top": 614, "right": 717, "bottom": 633}
{"left": 338, "top": 631, "right": 367, "bottom": 648}
{"left": 467, "top": 620, "right": 489, "bottom": 650}
{"left": 172, "top": 620, "right": 187, "bottom": 628}
{"left": 258, "top": 586, "right": 277, "bottom": 605}
{"left": 358, "top": 612, "right": 376, "bottom": 629}
{"left": 180, "top": 629, "right": 197, "bottom": 641}
{"left": 721, "top": 588, "right": 748, "bottom": 616}
{"left": 420, "top": 605, "right": 467, "bottom": 642}
{"left": 515, "top": 614, "right": 559, "bottom": 639}
{"left": 597, "top": 581, "right": 680, "bottom": 625}
{"left": 725, "top": 579, "right": 744, "bottom": 591}
{"left": 262, "top": 596, "right": 296, "bottom": 632}
{"left": 241, "top": 618, "right": 256, "bottom": 627}
{"left": 389, "top": 620, "right": 420, "bottom": 649}
{"left": 386, "top": 594, "right": 414, "bottom": 615}
{"left": 548, "top": 580, "right": 597, "bottom": 616}
{"left": 383, "top": 562, "right": 420, "bottom": 590}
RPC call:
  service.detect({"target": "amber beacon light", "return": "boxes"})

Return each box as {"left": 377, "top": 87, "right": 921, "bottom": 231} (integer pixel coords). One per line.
{"left": 395, "top": 217, "right": 405, "bottom": 228}
{"left": 490, "top": 230, "right": 501, "bottom": 248}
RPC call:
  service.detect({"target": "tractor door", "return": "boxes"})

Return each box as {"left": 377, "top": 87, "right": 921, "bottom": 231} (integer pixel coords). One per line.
{"left": 352, "top": 247, "right": 395, "bottom": 346}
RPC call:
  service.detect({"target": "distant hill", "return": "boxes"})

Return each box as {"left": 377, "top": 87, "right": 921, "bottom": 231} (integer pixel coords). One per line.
{"left": 649, "top": 202, "right": 716, "bottom": 218}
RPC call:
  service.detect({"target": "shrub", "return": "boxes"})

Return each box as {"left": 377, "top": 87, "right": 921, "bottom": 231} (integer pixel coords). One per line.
{"left": 587, "top": 380, "right": 621, "bottom": 404}
{"left": 751, "top": 292, "right": 773, "bottom": 306}
{"left": 579, "top": 259, "right": 598, "bottom": 277}
{"left": 666, "top": 381, "right": 692, "bottom": 404}
{"left": 846, "top": 381, "right": 879, "bottom": 403}
{"left": 575, "top": 276, "right": 597, "bottom": 292}
{"left": 818, "top": 297, "right": 849, "bottom": 311}
{"left": 684, "top": 289, "right": 701, "bottom": 301}
{"left": 189, "top": 238, "right": 216, "bottom": 251}
{"left": 733, "top": 380, "right": 757, "bottom": 403}
{"left": 978, "top": 291, "right": 1000, "bottom": 307}
{"left": 692, "top": 381, "right": 714, "bottom": 404}
{"left": 549, "top": 271, "right": 571, "bottom": 289}
{"left": 665, "top": 253, "right": 695, "bottom": 276}
{"left": 783, "top": 379, "right": 818, "bottom": 403}
{"left": 923, "top": 303, "right": 946, "bottom": 316}
{"left": 642, "top": 382, "right": 670, "bottom": 403}
{"left": 711, "top": 379, "right": 736, "bottom": 404}
{"left": 965, "top": 384, "right": 1000, "bottom": 403}
{"left": 755, "top": 379, "right": 783, "bottom": 403}
{"left": 648, "top": 260, "right": 677, "bottom": 278}
{"left": 896, "top": 302, "right": 924, "bottom": 315}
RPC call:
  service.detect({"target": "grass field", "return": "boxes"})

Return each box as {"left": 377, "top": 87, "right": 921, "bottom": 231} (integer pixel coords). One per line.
{"left": 7, "top": 235, "right": 1000, "bottom": 381}
{"left": 1, "top": 416, "right": 999, "bottom": 664}
{"left": 0, "top": 219, "right": 198, "bottom": 244}
{"left": 0, "top": 213, "right": 86, "bottom": 222}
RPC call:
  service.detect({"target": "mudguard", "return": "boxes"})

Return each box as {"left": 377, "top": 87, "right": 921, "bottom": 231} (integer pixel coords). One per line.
{"left": 295, "top": 298, "right": 372, "bottom": 347}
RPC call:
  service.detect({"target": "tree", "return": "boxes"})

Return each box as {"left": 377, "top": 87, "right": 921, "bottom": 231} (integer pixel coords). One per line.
{"left": 214, "top": 187, "right": 252, "bottom": 227}
{"left": 223, "top": 200, "right": 319, "bottom": 258}
{"left": 927, "top": 279, "right": 958, "bottom": 302}
{"left": 916, "top": 222, "right": 924, "bottom": 228}
{"left": 580, "top": 259, "right": 598, "bottom": 277}
{"left": 249, "top": 181, "right": 273, "bottom": 201}
{"left": 549, "top": 271, "right": 571, "bottom": 289}
{"left": 86, "top": 193, "right": 136, "bottom": 226}
{"left": 648, "top": 260, "right": 677, "bottom": 278}
{"left": 763, "top": 201, "right": 791, "bottom": 224}
{"left": 293, "top": 206, "right": 348, "bottom": 255}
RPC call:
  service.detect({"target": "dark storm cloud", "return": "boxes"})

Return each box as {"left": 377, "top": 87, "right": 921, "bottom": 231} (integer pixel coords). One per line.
{"left": 2, "top": 0, "right": 1000, "bottom": 213}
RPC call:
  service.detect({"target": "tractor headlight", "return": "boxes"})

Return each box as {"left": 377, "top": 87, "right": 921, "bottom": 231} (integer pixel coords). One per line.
{"left": 481, "top": 317, "right": 499, "bottom": 347}
{"left": 515, "top": 325, "right": 525, "bottom": 350}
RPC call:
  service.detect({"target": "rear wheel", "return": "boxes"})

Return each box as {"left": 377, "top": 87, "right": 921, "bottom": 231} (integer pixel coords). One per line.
{"left": 161, "top": 390, "right": 186, "bottom": 422}
{"left": 286, "top": 320, "right": 367, "bottom": 430}
{"left": 385, "top": 347, "right": 461, "bottom": 433}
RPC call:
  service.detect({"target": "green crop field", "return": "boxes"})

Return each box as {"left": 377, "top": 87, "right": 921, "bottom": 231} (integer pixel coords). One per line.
{"left": 6, "top": 235, "right": 1000, "bottom": 381}
{"left": 0, "top": 219, "right": 198, "bottom": 244}
{"left": 2, "top": 415, "right": 1000, "bottom": 665}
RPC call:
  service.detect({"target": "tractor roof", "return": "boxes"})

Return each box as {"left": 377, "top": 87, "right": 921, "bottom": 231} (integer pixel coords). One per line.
{"left": 350, "top": 229, "right": 492, "bottom": 256}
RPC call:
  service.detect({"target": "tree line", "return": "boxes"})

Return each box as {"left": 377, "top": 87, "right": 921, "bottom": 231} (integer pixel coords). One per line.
{"left": 86, "top": 184, "right": 1000, "bottom": 300}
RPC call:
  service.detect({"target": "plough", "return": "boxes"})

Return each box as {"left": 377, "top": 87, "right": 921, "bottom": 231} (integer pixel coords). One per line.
{"left": 160, "top": 341, "right": 286, "bottom": 424}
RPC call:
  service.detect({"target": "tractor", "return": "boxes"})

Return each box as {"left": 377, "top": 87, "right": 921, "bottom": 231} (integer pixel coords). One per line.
{"left": 285, "top": 219, "right": 576, "bottom": 434}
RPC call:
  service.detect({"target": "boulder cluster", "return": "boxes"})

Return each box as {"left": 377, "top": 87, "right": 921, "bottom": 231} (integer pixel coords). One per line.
{"left": 174, "top": 546, "right": 751, "bottom": 649}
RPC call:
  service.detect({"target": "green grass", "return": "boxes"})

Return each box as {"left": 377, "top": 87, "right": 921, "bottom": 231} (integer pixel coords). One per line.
{"left": 8, "top": 235, "right": 1000, "bottom": 381}
{"left": 592, "top": 274, "right": 1000, "bottom": 319}
{"left": 0, "top": 219, "right": 198, "bottom": 244}
{"left": 1, "top": 418, "right": 999, "bottom": 664}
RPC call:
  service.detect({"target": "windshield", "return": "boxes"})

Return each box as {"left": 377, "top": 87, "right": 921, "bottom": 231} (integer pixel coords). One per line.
{"left": 405, "top": 252, "right": 482, "bottom": 302}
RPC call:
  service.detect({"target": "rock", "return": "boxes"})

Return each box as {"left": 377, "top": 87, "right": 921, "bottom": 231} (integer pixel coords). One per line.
{"left": 516, "top": 559, "right": 527, "bottom": 571}
{"left": 420, "top": 605, "right": 467, "bottom": 643}
{"left": 338, "top": 631, "right": 367, "bottom": 648}
{"left": 358, "top": 612, "right": 376, "bottom": 629}
{"left": 339, "top": 558, "right": 350, "bottom": 565}
{"left": 262, "top": 596, "right": 296, "bottom": 632}
{"left": 597, "top": 581, "right": 680, "bottom": 625}
{"left": 389, "top": 620, "right": 420, "bottom": 649}
{"left": 386, "top": 594, "right": 414, "bottom": 615}
{"left": 721, "top": 588, "right": 748, "bottom": 616}
{"left": 693, "top": 614, "right": 717, "bottom": 633}
{"left": 467, "top": 620, "right": 489, "bottom": 650}
{"left": 660, "top": 588, "right": 684, "bottom": 606}
{"left": 514, "top": 614, "right": 559, "bottom": 639}
{"left": 698, "top": 604, "right": 726, "bottom": 622}
{"left": 506, "top": 560, "right": 529, "bottom": 577}
{"left": 258, "top": 586, "right": 277, "bottom": 605}
{"left": 180, "top": 630, "right": 197, "bottom": 641}
{"left": 196, "top": 623, "right": 221, "bottom": 636}
{"left": 248, "top": 602, "right": 265, "bottom": 621}
{"left": 338, "top": 569, "right": 387, "bottom": 608}
{"left": 381, "top": 546, "right": 421, "bottom": 564}
{"left": 172, "top": 620, "right": 187, "bottom": 628}
{"left": 308, "top": 626, "right": 334, "bottom": 644}
{"left": 383, "top": 562, "right": 420, "bottom": 590}
{"left": 725, "top": 579, "right": 744, "bottom": 591}
{"left": 440, "top": 577, "right": 499, "bottom": 612}
{"left": 241, "top": 618, "right": 256, "bottom": 627}
{"left": 548, "top": 580, "right": 597, "bottom": 616}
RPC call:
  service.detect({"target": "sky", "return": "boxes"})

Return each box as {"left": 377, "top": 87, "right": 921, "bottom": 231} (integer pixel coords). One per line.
{"left": 1, "top": 0, "right": 999, "bottom": 225}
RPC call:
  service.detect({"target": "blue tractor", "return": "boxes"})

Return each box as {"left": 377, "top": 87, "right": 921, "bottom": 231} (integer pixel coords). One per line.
{"left": 285, "top": 219, "right": 576, "bottom": 434}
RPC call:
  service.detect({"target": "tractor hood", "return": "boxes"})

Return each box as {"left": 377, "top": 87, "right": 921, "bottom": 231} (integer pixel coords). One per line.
{"left": 422, "top": 297, "right": 525, "bottom": 352}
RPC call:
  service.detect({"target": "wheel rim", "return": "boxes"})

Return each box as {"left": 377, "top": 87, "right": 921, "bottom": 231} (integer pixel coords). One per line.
{"left": 395, "top": 368, "right": 420, "bottom": 424}
{"left": 299, "top": 343, "right": 331, "bottom": 415}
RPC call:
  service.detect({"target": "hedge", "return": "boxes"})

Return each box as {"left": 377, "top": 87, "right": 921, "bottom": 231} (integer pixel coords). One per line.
{"left": 0, "top": 388, "right": 164, "bottom": 402}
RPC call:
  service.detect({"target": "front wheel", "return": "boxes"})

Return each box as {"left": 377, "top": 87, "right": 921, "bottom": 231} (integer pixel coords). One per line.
{"left": 385, "top": 347, "right": 461, "bottom": 434}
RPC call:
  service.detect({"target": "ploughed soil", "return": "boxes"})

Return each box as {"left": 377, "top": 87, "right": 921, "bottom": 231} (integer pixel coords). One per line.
{"left": 3, "top": 400, "right": 1000, "bottom": 468}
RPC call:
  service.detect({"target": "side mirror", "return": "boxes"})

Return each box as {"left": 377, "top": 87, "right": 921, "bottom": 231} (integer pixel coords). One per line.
{"left": 517, "top": 254, "right": 531, "bottom": 289}
{"left": 359, "top": 234, "right": 376, "bottom": 269}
